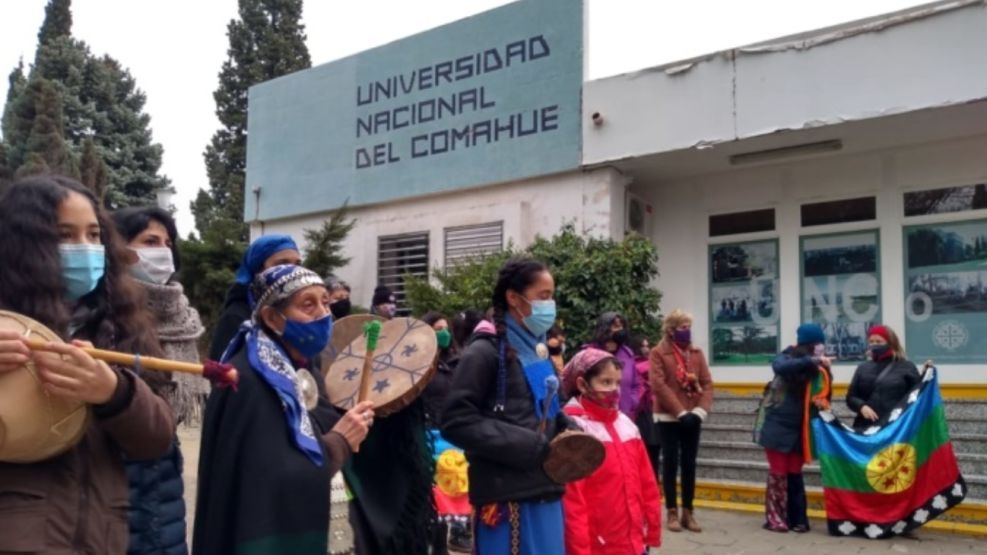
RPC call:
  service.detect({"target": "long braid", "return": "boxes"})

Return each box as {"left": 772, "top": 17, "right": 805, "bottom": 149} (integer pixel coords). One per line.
{"left": 491, "top": 257, "right": 548, "bottom": 410}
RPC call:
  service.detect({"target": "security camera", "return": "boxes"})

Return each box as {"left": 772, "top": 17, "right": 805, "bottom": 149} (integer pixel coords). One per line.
{"left": 591, "top": 112, "right": 604, "bottom": 126}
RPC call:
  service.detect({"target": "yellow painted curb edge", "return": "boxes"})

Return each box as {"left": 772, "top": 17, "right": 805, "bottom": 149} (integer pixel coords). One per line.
{"left": 692, "top": 481, "right": 987, "bottom": 538}
{"left": 715, "top": 382, "right": 987, "bottom": 399}
{"left": 693, "top": 499, "right": 987, "bottom": 537}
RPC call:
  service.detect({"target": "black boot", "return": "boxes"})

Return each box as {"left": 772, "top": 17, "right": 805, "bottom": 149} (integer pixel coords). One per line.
{"left": 448, "top": 519, "right": 472, "bottom": 553}
{"left": 787, "top": 473, "right": 810, "bottom": 533}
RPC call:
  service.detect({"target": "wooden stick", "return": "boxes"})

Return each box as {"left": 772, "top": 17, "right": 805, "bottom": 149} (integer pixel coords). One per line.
{"left": 357, "top": 321, "right": 382, "bottom": 403}
{"left": 26, "top": 337, "right": 206, "bottom": 375}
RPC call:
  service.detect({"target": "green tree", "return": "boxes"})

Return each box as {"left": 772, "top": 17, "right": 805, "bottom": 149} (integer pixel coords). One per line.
{"left": 36, "top": 0, "right": 72, "bottom": 48}
{"left": 193, "top": 0, "right": 312, "bottom": 239}
{"left": 78, "top": 137, "right": 107, "bottom": 202}
{"left": 0, "top": 143, "right": 13, "bottom": 192}
{"left": 13, "top": 77, "right": 77, "bottom": 179}
{"left": 1, "top": 0, "right": 169, "bottom": 207}
{"left": 302, "top": 201, "right": 356, "bottom": 278}
{"left": 405, "top": 225, "right": 663, "bottom": 346}
{"left": 405, "top": 250, "right": 513, "bottom": 318}
{"left": 179, "top": 227, "right": 247, "bottom": 350}
{"left": 184, "top": 0, "right": 313, "bottom": 347}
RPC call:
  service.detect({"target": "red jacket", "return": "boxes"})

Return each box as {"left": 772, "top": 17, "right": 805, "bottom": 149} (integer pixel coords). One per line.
{"left": 563, "top": 398, "right": 661, "bottom": 555}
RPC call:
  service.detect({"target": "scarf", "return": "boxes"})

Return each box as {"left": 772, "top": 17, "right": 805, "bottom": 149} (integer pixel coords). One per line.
{"left": 222, "top": 321, "right": 323, "bottom": 466}
{"left": 505, "top": 314, "right": 560, "bottom": 420}
{"left": 802, "top": 364, "right": 832, "bottom": 463}
{"left": 671, "top": 343, "right": 702, "bottom": 399}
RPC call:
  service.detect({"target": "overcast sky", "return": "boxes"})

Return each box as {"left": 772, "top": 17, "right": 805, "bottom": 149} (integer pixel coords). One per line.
{"left": 1, "top": 0, "right": 927, "bottom": 236}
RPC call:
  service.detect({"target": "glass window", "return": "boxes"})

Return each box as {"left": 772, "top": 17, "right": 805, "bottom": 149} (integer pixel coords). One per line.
{"left": 800, "top": 231, "right": 881, "bottom": 363}
{"left": 709, "top": 208, "right": 775, "bottom": 237}
{"left": 801, "top": 197, "right": 876, "bottom": 227}
{"left": 709, "top": 239, "right": 780, "bottom": 365}
{"left": 903, "top": 219, "right": 987, "bottom": 363}
{"left": 904, "top": 184, "right": 987, "bottom": 217}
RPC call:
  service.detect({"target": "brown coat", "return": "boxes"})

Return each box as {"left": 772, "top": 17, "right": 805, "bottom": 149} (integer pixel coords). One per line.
{"left": 0, "top": 368, "right": 175, "bottom": 554}
{"left": 649, "top": 339, "right": 714, "bottom": 421}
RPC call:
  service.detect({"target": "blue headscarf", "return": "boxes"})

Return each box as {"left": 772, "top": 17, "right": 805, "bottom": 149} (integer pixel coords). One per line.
{"left": 235, "top": 234, "right": 299, "bottom": 286}
{"left": 222, "top": 264, "right": 328, "bottom": 466}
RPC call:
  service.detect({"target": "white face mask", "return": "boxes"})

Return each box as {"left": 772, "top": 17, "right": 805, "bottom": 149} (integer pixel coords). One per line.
{"left": 131, "top": 247, "right": 175, "bottom": 285}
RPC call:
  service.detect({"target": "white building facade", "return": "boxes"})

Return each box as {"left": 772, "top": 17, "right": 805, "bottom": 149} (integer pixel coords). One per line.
{"left": 249, "top": 0, "right": 987, "bottom": 385}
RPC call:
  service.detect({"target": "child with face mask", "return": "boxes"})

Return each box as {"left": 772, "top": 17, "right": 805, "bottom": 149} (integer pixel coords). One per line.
{"left": 561, "top": 348, "right": 661, "bottom": 555}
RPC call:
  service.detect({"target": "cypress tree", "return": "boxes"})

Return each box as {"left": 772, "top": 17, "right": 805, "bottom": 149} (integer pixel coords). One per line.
{"left": 1, "top": 0, "right": 170, "bottom": 207}
{"left": 36, "top": 0, "right": 72, "bottom": 49}
{"left": 185, "top": 0, "right": 313, "bottom": 343}
{"left": 14, "top": 77, "right": 77, "bottom": 179}
{"left": 302, "top": 201, "right": 356, "bottom": 278}
{"left": 193, "top": 0, "right": 312, "bottom": 239}
{"left": 79, "top": 136, "right": 107, "bottom": 202}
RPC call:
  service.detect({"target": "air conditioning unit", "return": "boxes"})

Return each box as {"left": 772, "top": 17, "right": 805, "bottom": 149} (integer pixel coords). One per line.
{"left": 625, "top": 192, "right": 653, "bottom": 237}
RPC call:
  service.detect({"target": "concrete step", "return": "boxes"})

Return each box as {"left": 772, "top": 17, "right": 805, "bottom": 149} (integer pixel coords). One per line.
{"left": 701, "top": 423, "right": 987, "bottom": 454}
{"left": 707, "top": 410, "right": 984, "bottom": 436}
{"left": 694, "top": 457, "right": 987, "bottom": 502}
{"left": 713, "top": 395, "right": 987, "bottom": 420}
{"left": 700, "top": 440, "right": 987, "bottom": 475}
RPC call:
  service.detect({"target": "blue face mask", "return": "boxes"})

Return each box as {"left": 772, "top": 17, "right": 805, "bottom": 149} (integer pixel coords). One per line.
{"left": 521, "top": 297, "right": 557, "bottom": 337}
{"left": 60, "top": 244, "right": 106, "bottom": 301}
{"left": 280, "top": 313, "right": 333, "bottom": 359}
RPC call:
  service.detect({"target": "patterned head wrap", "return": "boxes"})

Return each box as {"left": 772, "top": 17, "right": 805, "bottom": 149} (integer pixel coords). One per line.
{"left": 251, "top": 264, "right": 325, "bottom": 319}
{"left": 561, "top": 347, "right": 619, "bottom": 398}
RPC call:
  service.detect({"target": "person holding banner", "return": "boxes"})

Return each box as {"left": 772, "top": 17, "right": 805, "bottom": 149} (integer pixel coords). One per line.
{"left": 846, "top": 325, "right": 921, "bottom": 432}
{"left": 757, "top": 323, "right": 832, "bottom": 533}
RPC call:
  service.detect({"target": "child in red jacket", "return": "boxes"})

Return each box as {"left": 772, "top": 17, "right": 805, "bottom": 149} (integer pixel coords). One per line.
{"left": 562, "top": 348, "right": 662, "bottom": 555}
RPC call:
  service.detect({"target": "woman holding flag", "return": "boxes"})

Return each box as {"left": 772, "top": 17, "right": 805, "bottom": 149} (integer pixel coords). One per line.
{"left": 846, "top": 325, "right": 921, "bottom": 432}
{"left": 756, "top": 323, "right": 832, "bottom": 533}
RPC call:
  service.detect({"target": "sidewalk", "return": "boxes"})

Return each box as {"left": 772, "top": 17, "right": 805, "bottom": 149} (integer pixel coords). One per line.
{"left": 655, "top": 509, "right": 987, "bottom": 554}
{"left": 181, "top": 424, "right": 985, "bottom": 553}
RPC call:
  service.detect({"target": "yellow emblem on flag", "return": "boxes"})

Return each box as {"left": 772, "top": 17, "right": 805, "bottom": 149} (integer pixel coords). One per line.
{"left": 866, "top": 443, "right": 917, "bottom": 494}
{"left": 435, "top": 449, "right": 469, "bottom": 497}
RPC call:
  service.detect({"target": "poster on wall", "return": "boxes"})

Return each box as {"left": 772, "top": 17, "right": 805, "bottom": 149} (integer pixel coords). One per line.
{"left": 904, "top": 219, "right": 987, "bottom": 363}
{"left": 800, "top": 231, "right": 881, "bottom": 363}
{"left": 709, "top": 240, "right": 779, "bottom": 365}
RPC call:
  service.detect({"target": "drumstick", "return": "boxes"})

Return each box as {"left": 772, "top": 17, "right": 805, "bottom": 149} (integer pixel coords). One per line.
{"left": 358, "top": 320, "right": 382, "bottom": 403}
{"left": 23, "top": 337, "right": 239, "bottom": 389}
{"left": 538, "top": 375, "right": 559, "bottom": 434}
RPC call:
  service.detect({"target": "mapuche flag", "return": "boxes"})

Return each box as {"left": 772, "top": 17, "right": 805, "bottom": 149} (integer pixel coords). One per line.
{"left": 812, "top": 367, "right": 966, "bottom": 539}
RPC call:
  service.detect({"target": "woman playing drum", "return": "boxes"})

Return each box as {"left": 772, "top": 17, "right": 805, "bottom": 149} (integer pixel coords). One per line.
{"left": 193, "top": 264, "right": 373, "bottom": 554}
{"left": 0, "top": 175, "right": 176, "bottom": 553}
{"left": 442, "top": 257, "right": 581, "bottom": 555}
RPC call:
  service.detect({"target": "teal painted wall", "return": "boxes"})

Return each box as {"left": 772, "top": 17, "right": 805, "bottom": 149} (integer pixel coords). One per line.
{"left": 245, "top": 0, "right": 584, "bottom": 221}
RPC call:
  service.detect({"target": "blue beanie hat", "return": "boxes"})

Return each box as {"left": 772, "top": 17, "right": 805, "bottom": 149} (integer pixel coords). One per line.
{"left": 796, "top": 323, "right": 825, "bottom": 346}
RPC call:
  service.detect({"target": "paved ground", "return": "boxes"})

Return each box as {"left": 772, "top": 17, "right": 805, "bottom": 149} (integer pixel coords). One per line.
{"left": 654, "top": 509, "right": 987, "bottom": 554}
{"left": 180, "top": 424, "right": 985, "bottom": 554}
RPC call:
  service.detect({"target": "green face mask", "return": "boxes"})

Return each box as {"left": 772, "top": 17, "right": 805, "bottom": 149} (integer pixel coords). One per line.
{"left": 436, "top": 328, "right": 452, "bottom": 349}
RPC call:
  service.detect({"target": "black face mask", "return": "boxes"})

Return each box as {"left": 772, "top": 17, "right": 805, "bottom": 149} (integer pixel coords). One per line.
{"left": 548, "top": 344, "right": 563, "bottom": 356}
{"left": 330, "top": 299, "right": 351, "bottom": 319}
{"left": 611, "top": 329, "right": 629, "bottom": 345}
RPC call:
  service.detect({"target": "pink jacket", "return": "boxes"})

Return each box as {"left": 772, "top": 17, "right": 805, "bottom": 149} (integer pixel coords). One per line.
{"left": 563, "top": 398, "right": 661, "bottom": 555}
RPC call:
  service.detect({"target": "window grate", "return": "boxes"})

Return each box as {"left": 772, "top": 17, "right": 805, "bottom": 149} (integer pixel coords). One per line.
{"left": 444, "top": 221, "right": 504, "bottom": 266}
{"left": 377, "top": 231, "right": 429, "bottom": 316}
